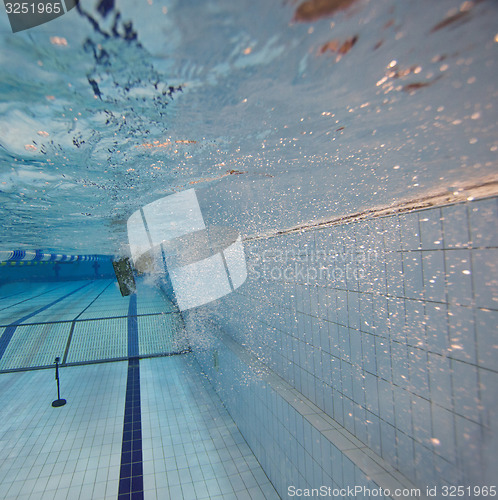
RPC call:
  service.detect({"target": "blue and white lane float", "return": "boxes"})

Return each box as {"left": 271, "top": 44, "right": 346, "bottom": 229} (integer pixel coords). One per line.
{"left": 0, "top": 250, "right": 113, "bottom": 265}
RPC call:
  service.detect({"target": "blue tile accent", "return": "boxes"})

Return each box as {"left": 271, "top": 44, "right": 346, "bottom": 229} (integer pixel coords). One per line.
{"left": 119, "top": 293, "right": 144, "bottom": 499}
{"left": 0, "top": 282, "right": 91, "bottom": 361}
{"left": 127, "top": 294, "right": 139, "bottom": 358}
{"left": 118, "top": 359, "right": 144, "bottom": 499}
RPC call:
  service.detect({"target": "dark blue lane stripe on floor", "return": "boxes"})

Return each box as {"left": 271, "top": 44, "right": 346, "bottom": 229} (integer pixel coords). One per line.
{"left": 61, "top": 280, "right": 114, "bottom": 365}
{"left": 118, "top": 293, "right": 144, "bottom": 500}
{"left": 0, "top": 289, "right": 27, "bottom": 301}
{"left": 127, "top": 294, "right": 139, "bottom": 358}
{"left": 0, "top": 282, "right": 91, "bottom": 362}
{"left": 0, "top": 283, "right": 66, "bottom": 313}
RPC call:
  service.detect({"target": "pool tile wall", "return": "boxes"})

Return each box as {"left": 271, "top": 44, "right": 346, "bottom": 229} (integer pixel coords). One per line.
{"left": 184, "top": 197, "right": 498, "bottom": 496}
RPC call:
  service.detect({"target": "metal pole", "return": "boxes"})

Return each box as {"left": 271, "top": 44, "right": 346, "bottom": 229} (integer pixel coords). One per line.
{"left": 52, "top": 357, "right": 66, "bottom": 407}
{"left": 56, "top": 362, "right": 61, "bottom": 400}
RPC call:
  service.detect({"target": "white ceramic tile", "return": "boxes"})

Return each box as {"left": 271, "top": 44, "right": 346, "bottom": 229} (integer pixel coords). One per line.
{"left": 442, "top": 203, "right": 471, "bottom": 249}
{"left": 475, "top": 308, "right": 498, "bottom": 371}
{"left": 404, "top": 299, "right": 427, "bottom": 348}
{"left": 387, "top": 297, "right": 406, "bottom": 341}
{"left": 359, "top": 294, "right": 374, "bottom": 334}
{"left": 336, "top": 290, "right": 348, "bottom": 326}
{"left": 451, "top": 359, "right": 480, "bottom": 422}
{"left": 454, "top": 415, "right": 485, "bottom": 485}
{"left": 469, "top": 198, "right": 498, "bottom": 248}
{"left": 445, "top": 249, "right": 474, "bottom": 306}
{"left": 414, "top": 441, "right": 438, "bottom": 487}
{"left": 385, "top": 252, "right": 404, "bottom": 296}
{"left": 425, "top": 303, "right": 450, "bottom": 355}
{"left": 472, "top": 248, "right": 498, "bottom": 310}
{"left": 393, "top": 386, "right": 413, "bottom": 436}
{"left": 382, "top": 216, "right": 401, "bottom": 253}
{"left": 390, "top": 341, "right": 410, "bottom": 387}
{"left": 377, "top": 379, "right": 395, "bottom": 425}
{"left": 0, "top": 362, "right": 127, "bottom": 500}
{"left": 347, "top": 291, "right": 360, "bottom": 330}
{"left": 402, "top": 252, "right": 425, "bottom": 300}
{"left": 366, "top": 412, "right": 382, "bottom": 457}
{"left": 399, "top": 213, "right": 421, "bottom": 251}
{"left": 431, "top": 404, "right": 457, "bottom": 463}
{"left": 364, "top": 372, "right": 379, "bottom": 416}
{"left": 349, "top": 329, "right": 362, "bottom": 366}
{"left": 419, "top": 209, "right": 444, "bottom": 251}
{"left": 395, "top": 431, "right": 415, "bottom": 482}
{"left": 447, "top": 304, "right": 477, "bottom": 363}
{"left": 411, "top": 394, "right": 432, "bottom": 445}
{"left": 422, "top": 251, "right": 446, "bottom": 303}
{"left": 362, "top": 333, "right": 377, "bottom": 375}
{"left": 407, "top": 347, "right": 429, "bottom": 399}
{"left": 428, "top": 352, "right": 453, "bottom": 411}
{"left": 375, "top": 337, "right": 392, "bottom": 383}
{"left": 140, "top": 355, "right": 279, "bottom": 500}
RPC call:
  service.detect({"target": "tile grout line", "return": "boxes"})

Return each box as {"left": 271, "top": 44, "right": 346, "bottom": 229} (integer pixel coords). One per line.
{"left": 62, "top": 321, "right": 76, "bottom": 366}
{"left": 0, "top": 283, "right": 66, "bottom": 313}
{"left": 62, "top": 280, "right": 114, "bottom": 365}
{"left": 220, "top": 331, "right": 429, "bottom": 500}
{"left": 0, "top": 282, "right": 92, "bottom": 362}
{"left": 0, "top": 349, "right": 191, "bottom": 375}
{"left": 72, "top": 280, "right": 114, "bottom": 321}
{"left": 0, "top": 310, "right": 179, "bottom": 329}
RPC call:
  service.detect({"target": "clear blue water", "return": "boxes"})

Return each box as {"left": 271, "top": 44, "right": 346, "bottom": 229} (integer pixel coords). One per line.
{"left": 1, "top": 0, "right": 497, "bottom": 255}
{"left": 1, "top": 1, "right": 498, "bottom": 499}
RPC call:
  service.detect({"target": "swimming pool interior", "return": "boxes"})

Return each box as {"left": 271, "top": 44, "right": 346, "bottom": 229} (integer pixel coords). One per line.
{"left": 1, "top": 0, "right": 498, "bottom": 499}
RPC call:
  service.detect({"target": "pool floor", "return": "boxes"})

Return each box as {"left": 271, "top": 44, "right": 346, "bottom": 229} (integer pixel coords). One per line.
{"left": 0, "top": 279, "right": 279, "bottom": 499}
{"left": 0, "top": 280, "right": 186, "bottom": 371}
{"left": 0, "top": 355, "right": 279, "bottom": 499}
